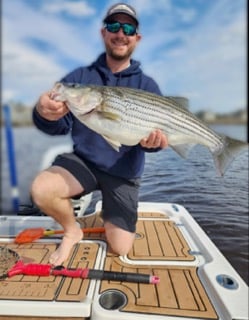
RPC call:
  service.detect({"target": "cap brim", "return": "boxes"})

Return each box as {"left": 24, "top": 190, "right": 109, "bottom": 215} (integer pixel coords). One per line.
{"left": 103, "top": 12, "right": 139, "bottom": 26}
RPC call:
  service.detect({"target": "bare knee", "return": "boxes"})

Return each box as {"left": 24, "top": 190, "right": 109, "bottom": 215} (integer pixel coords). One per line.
{"left": 31, "top": 166, "right": 84, "bottom": 213}
{"left": 104, "top": 222, "right": 135, "bottom": 256}
{"left": 30, "top": 171, "right": 55, "bottom": 208}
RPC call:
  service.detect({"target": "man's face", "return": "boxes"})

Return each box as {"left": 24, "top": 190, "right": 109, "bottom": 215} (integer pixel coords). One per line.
{"left": 101, "top": 14, "right": 141, "bottom": 61}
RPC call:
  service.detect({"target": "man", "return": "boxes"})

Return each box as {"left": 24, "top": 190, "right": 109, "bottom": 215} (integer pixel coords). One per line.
{"left": 31, "top": 3, "right": 168, "bottom": 266}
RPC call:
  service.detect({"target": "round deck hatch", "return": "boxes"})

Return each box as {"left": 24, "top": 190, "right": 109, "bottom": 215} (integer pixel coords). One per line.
{"left": 216, "top": 274, "right": 239, "bottom": 289}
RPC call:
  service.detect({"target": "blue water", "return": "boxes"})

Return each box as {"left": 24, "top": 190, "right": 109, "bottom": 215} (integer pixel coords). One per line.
{"left": 1, "top": 124, "right": 248, "bottom": 284}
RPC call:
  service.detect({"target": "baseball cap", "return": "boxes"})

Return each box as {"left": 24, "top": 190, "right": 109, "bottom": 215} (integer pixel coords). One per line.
{"left": 103, "top": 3, "right": 139, "bottom": 26}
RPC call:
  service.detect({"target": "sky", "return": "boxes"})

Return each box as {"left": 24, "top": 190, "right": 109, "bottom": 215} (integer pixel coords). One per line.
{"left": 2, "top": 0, "right": 247, "bottom": 113}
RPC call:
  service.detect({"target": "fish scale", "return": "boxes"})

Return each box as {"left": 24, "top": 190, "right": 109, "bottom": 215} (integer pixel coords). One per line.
{"left": 103, "top": 87, "right": 209, "bottom": 127}
{"left": 101, "top": 86, "right": 222, "bottom": 148}
{"left": 103, "top": 88, "right": 180, "bottom": 127}
{"left": 51, "top": 82, "right": 248, "bottom": 176}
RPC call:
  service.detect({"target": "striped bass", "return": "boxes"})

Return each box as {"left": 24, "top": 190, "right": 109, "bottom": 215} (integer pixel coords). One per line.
{"left": 51, "top": 82, "right": 248, "bottom": 176}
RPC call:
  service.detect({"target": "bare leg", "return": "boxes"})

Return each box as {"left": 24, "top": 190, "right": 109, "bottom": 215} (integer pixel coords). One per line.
{"left": 31, "top": 166, "right": 84, "bottom": 266}
{"left": 104, "top": 221, "right": 135, "bottom": 256}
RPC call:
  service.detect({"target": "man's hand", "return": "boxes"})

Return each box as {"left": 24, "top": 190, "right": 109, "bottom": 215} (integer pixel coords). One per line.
{"left": 140, "top": 129, "right": 168, "bottom": 149}
{"left": 36, "top": 92, "right": 69, "bottom": 121}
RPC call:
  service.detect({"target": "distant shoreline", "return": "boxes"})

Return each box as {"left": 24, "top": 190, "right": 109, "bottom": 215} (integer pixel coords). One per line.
{"left": 1, "top": 118, "right": 247, "bottom": 128}
{"left": 203, "top": 118, "right": 247, "bottom": 125}
{"left": 0, "top": 103, "right": 247, "bottom": 127}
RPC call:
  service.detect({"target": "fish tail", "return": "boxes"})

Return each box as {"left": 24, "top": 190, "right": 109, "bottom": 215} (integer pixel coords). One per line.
{"left": 213, "top": 136, "right": 248, "bottom": 176}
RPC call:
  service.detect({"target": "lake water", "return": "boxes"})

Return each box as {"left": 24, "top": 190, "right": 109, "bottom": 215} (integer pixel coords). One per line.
{"left": 1, "top": 124, "right": 248, "bottom": 284}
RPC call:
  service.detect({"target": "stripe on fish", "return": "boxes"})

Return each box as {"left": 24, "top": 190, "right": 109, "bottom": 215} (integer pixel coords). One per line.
{"left": 51, "top": 82, "right": 248, "bottom": 176}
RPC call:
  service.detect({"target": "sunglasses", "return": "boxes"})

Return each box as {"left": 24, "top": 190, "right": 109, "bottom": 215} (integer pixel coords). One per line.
{"left": 105, "top": 21, "right": 137, "bottom": 36}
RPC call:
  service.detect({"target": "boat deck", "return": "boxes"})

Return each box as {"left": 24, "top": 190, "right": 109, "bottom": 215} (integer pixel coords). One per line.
{"left": 0, "top": 202, "right": 248, "bottom": 320}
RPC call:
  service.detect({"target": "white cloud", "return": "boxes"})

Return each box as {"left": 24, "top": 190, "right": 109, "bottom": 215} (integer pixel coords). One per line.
{"left": 2, "top": 0, "right": 246, "bottom": 113}
{"left": 132, "top": 0, "right": 171, "bottom": 15}
{"left": 2, "top": 0, "right": 102, "bottom": 105}
{"left": 135, "top": 0, "right": 246, "bottom": 112}
{"left": 42, "top": 0, "right": 96, "bottom": 17}
{"left": 175, "top": 7, "right": 197, "bottom": 23}
{"left": 2, "top": 38, "right": 65, "bottom": 104}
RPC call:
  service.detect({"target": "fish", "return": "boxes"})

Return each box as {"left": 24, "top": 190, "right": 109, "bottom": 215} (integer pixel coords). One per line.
{"left": 51, "top": 82, "right": 248, "bottom": 176}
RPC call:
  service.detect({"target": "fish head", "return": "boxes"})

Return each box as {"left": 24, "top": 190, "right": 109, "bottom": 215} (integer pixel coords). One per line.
{"left": 51, "top": 82, "right": 102, "bottom": 116}
{"left": 50, "top": 82, "right": 67, "bottom": 101}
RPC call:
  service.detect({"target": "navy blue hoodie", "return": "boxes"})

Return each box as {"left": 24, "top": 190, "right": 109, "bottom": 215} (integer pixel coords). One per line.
{"left": 33, "top": 53, "right": 162, "bottom": 179}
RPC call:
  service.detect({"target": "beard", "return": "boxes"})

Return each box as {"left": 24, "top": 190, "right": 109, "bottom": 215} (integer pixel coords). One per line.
{"left": 105, "top": 43, "right": 134, "bottom": 61}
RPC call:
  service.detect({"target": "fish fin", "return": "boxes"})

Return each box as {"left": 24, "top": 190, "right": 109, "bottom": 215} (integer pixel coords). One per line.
{"left": 213, "top": 135, "right": 248, "bottom": 176}
{"left": 171, "top": 144, "right": 196, "bottom": 159}
{"left": 102, "top": 135, "right": 121, "bottom": 151}
{"left": 101, "top": 111, "right": 120, "bottom": 121}
{"left": 97, "top": 101, "right": 120, "bottom": 120}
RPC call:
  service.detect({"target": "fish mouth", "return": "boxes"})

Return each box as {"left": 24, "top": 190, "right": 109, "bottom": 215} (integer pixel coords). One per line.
{"left": 50, "top": 91, "right": 58, "bottom": 100}
{"left": 50, "top": 82, "right": 65, "bottom": 100}
{"left": 50, "top": 91, "right": 66, "bottom": 102}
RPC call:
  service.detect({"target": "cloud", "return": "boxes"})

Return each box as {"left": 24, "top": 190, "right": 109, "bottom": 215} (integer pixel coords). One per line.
{"left": 2, "top": 36, "right": 65, "bottom": 104}
{"left": 2, "top": 0, "right": 246, "bottom": 113}
{"left": 42, "top": 0, "right": 96, "bottom": 17}
{"left": 135, "top": 0, "right": 246, "bottom": 112}
{"left": 174, "top": 7, "right": 197, "bottom": 23}
{"left": 2, "top": 0, "right": 102, "bottom": 105}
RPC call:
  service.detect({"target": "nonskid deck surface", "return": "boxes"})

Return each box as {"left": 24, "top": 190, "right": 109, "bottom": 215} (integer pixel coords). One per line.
{"left": 0, "top": 242, "right": 99, "bottom": 302}
{"left": 0, "top": 210, "right": 219, "bottom": 319}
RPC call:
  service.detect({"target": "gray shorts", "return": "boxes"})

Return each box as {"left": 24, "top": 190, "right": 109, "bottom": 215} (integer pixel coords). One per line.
{"left": 52, "top": 152, "right": 140, "bottom": 233}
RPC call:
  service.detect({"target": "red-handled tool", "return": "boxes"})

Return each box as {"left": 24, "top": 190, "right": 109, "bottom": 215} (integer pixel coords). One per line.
{"left": 7, "top": 260, "right": 159, "bottom": 284}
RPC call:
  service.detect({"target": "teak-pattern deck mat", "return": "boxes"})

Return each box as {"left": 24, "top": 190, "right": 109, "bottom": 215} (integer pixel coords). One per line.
{"left": 0, "top": 212, "right": 218, "bottom": 319}
{"left": 0, "top": 242, "right": 99, "bottom": 302}
{"left": 128, "top": 219, "right": 195, "bottom": 261}
{"left": 77, "top": 212, "right": 194, "bottom": 261}
{"left": 100, "top": 253, "right": 217, "bottom": 319}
